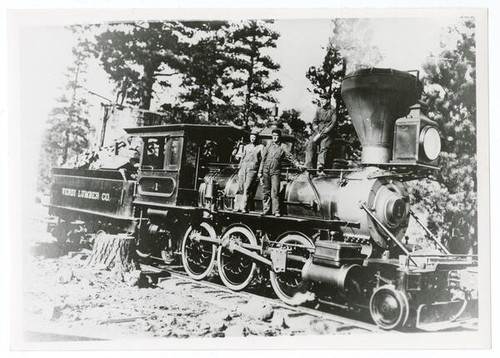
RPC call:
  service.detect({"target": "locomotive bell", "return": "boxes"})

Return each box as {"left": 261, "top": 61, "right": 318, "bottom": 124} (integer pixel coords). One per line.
{"left": 341, "top": 68, "right": 423, "bottom": 164}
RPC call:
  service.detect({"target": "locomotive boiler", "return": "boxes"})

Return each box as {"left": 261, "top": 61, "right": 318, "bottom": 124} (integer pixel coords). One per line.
{"left": 48, "top": 68, "right": 477, "bottom": 330}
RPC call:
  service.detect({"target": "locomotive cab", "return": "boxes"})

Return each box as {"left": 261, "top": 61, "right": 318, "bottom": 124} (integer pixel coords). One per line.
{"left": 125, "top": 124, "right": 248, "bottom": 207}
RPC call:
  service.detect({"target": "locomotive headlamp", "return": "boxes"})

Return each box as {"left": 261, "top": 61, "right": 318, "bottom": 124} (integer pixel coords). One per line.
{"left": 420, "top": 126, "right": 441, "bottom": 161}
{"left": 391, "top": 105, "right": 441, "bottom": 167}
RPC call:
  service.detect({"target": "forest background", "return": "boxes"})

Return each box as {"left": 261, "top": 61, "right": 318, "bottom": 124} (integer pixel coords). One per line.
{"left": 34, "top": 17, "right": 477, "bottom": 254}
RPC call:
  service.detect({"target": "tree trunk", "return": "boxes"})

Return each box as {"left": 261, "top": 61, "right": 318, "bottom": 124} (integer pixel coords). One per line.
{"left": 99, "top": 105, "right": 111, "bottom": 148}
{"left": 87, "top": 232, "right": 138, "bottom": 273}
{"left": 140, "top": 64, "right": 156, "bottom": 110}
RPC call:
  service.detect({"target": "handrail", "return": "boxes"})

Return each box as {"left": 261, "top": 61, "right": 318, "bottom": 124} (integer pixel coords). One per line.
{"left": 306, "top": 168, "right": 360, "bottom": 174}
{"left": 359, "top": 202, "right": 417, "bottom": 266}
{"left": 306, "top": 172, "right": 325, "bottom": 219}
{"left": 406, "top": 254, "right": 477, "bottom": 258}
{"left": 360, "top": 203, "right": 477, "bottom": 267}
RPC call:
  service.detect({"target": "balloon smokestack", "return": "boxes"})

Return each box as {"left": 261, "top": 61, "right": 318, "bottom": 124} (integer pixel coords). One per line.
{"left": 341, "top": 68, "right": 423, "bottom": 164}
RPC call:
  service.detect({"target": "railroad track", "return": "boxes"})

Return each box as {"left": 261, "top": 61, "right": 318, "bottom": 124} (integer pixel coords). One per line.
{"left": 140, "top": 262, "right": 382, "bottom": 334}
{"left": 141, "top": 262, "right": 479, "bottom": 334}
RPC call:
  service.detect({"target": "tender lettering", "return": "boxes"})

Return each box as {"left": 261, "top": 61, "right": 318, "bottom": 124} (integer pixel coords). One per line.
{"left": 62, "top": 187, "right": 111, "bottom": 201}
{"left": 61, "top": 188, "right": 77, "bottom": 197}
{"left": 77, "top": 190, "right": 100, "bottom": 200}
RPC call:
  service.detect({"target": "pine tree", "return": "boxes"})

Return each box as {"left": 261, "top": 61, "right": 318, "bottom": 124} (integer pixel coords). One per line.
{"left": 174, "top": 21, "right": 232, "bottom": 124}
{"left": 93, "top": 21, "right": 181, "bottom": 110}
{"left": 306, "top": 46, "right": 345, "bottom": 109}
{"left": 410, "top": 18, "right": 477, "bottom": 254}
{"left": 306, "top": 45, "right": 360, "bottom": 158}
{"left": 227, "top": 20, "right": 282, "bottom": 129}
{"left": 279, "top": 109, "right": 307, "bottom": 160}
{"left": 38, "top": 25, "right": 93, "bottom": 192}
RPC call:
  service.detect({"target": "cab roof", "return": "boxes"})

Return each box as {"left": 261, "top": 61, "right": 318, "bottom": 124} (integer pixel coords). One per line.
{"left": 124, "top": 124, "right": 249, "bottom": 140}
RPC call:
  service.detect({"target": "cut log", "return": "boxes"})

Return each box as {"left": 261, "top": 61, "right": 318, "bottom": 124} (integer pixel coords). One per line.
{"left": 87, "top": 232, "right": 138, "bottom": 273}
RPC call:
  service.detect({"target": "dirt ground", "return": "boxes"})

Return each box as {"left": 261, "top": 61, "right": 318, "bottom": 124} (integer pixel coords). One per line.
{"left": 21, "top": 205, "right": 370, "bottom": 342}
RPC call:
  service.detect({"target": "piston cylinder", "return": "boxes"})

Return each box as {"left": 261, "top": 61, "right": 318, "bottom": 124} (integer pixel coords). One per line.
{"left": 302, "top": 258, "right": 362, "bottom": 292}
{"left": 146, "top": 208, "right": 169, "bottom": 219}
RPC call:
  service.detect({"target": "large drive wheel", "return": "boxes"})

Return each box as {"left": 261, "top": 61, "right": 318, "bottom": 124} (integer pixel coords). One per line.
{"left": 269, "top": 232, "right": 315, "bottom": 306}
{"left": 181, "top": 222, "right": 217, "bottom": 280}
{"left": 217, "top": 225, "right": 257, "bottom": 291}
{"left": 369, "top": 285, "right": 410, "bottom": 330}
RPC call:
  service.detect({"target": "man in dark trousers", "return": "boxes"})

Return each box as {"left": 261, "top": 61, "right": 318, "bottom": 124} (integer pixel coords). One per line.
{"left": 304, "top": 123, "right": 318, "bottom": 170}
{"left": 235, "top": 131, "right": 263, "bottom": 212}
{"left": 312, "top": 101, "right": 337, "bottom": 171}
{"left": 258, "top": 129, "right": 302, "bottom": 217}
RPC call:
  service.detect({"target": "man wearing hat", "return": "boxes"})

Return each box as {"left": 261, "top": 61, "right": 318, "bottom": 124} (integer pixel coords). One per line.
{"left": 312, "top": 100, "right": 337, "bottom": 171}
{"left": 258, "top": 128, "right": 302, "bottom": 217}
{"left": 235, "top": 130, "right": 263, "bottom": 212}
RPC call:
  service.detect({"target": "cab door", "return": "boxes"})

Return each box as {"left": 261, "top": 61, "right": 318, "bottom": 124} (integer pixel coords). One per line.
{"left": 177, "top": 138, "right": 199, "bottom": 206}
{"left": 136, "top": 135, "right": 183, "bottom": 205}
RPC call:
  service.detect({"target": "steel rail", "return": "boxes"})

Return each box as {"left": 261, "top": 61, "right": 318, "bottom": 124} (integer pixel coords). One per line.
{"left": 141, "top": 263, "right": 381, "bottom": 333}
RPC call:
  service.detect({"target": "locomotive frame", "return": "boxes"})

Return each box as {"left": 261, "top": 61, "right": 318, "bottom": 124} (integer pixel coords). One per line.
{"left": 47, "top": 69, "right": 478, "bottom": 331}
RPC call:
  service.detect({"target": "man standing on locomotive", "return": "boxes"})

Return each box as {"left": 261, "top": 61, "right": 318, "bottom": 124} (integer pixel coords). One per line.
{"left": 235, "top": 131, "right": 263, "bottom": 213}
{"left": 311, "top": 100, "right": 337, "bottom": 171}
{"left": 304, "top": 123, "right": 318, "bottom": 170}
{"left": 258, "top": 129, "right": 302, "bottom": 217}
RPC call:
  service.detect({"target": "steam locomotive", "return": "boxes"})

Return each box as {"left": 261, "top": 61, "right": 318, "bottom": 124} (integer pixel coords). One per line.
{"left": 48, "top": 68, "right": 477, "bottom": 330}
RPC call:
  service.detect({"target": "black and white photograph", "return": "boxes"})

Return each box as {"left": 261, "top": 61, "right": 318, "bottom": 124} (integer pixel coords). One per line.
{"left": 5, "top": 4, "right": 492, "bottom": 352}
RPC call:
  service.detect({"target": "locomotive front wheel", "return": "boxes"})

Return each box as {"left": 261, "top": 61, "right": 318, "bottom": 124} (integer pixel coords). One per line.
{"left": 269, "top": 233, "right": 315, "bottom": 306}
{"left": 181, "top": 222, "right": 217, "bottom": 280}
{"left": 369, "top": 285, "right": 410, "bottom": 330}
{"left": 217, "top": 225, "right": 257, "bottom": 291}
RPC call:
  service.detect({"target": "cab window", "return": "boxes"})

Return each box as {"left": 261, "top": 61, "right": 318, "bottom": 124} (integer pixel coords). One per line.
{"left": 166, "top": 137, "right": 182, "bottom": 169}
{"left": 201, "top": 140, "right": 219, "bottom": 162}
{"left": 142, "top": 137, "right": 165, "bottom": 169}
{"left": 180, "top": 139, "right": 198, "bottom": 188}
